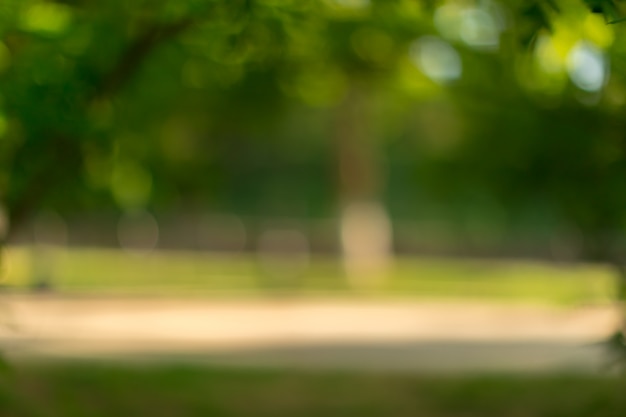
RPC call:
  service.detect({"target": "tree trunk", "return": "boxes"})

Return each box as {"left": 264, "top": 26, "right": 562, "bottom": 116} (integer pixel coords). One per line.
{"left": 333, "top": 86, "right": 391, "bottom": 287}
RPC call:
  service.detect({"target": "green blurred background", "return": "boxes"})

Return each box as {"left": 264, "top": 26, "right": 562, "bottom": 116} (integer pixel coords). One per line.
{"left": 3, "top": 0, "right": 626, "bottom": 265}
{"left": 0, "top": 0, "right": 626, "bottom": 296}
{"left": 2, "top": 1, "right": 626, "bottom": 415}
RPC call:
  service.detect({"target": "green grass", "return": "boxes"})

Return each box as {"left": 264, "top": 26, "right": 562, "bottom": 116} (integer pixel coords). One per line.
{"left": 0, "top": 246, "right": 617, "bottom": 305}
{"left": 1, "top": 362, "right": 625, "bottom": 417}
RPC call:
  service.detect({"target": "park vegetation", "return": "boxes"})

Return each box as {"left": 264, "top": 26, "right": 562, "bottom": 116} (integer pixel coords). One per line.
{"left": 1, "top": 0, "right": 626, "bottom": 338}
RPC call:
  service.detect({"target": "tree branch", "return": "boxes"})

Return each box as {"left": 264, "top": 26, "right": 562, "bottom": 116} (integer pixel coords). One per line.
{"left": 92, "top": 17, "right": 195, "bottom": 100}
{"left": 5, "top": 16, "right": 199, "bottom": 241}
{"left": 3, "top": 0, "right": 235, "bottom": 239}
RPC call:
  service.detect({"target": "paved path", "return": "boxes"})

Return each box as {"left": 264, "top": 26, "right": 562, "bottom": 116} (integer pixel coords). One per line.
{"left": 0, "top": 295, "right": 621, "bottom": 372}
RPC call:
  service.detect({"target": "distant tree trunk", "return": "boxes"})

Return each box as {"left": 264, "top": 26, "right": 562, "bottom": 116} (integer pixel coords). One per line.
{"left": 333, "top": 86, "right": 391, "bottom": 287}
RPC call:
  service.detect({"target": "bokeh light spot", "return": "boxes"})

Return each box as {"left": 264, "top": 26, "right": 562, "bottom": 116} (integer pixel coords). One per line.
{"left": 460, "top": 8, "right": 500, "bottom": 50}
{"left": 434, "top": 4, "right": 465, "bottom": 41}
{"left": 567, "top": 42, "right": 606, "bottom": 93}
{"left": 410, "top": 36, "right": 462, "bottom": 84}
{"left": 117, "top": 211, "right": 160, "bottom": 255}
{"left": 33, "top": 211, "right": 68, "bottom": 247}
{"left": 110, "top": 160, "right": 152, "bottom": 210}
{"left": 21, "top": 3, "right": 72, "bottom": 35}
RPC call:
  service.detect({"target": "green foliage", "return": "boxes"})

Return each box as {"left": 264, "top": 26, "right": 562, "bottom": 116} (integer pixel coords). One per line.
{"left": 0, "top": 0, "right": 623, "bottom": 236}
{"left": 584, "top": 0, "right": 626, "bottom": 23}
{"left": 0, "top": 247, "right": 615, "bottom": 304}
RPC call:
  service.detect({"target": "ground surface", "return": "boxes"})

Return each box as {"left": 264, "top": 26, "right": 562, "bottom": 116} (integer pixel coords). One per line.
{"left": 2, "top": 252, "right": 623, "bottom": 416}
{"left": 0, "top": 295, "right": 620, "bottom": 373}
{"left": 2, "top": 364, "right": 626, "bottom": 417}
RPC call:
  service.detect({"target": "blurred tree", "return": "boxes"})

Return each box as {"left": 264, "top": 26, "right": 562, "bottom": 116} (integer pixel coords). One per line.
{"left": 0, "top": 0, "right": 431, "bottom": 287}
{"left": 0, "top": 0, "right": 621, "bottom": 252}
{"left": 413, "top": 0, "right": 626, "bottom": 349}
{"left": 0, "top": 0, "right": 320, "bottom": 239}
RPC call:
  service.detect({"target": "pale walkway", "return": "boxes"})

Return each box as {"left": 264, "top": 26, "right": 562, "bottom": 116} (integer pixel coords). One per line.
{"left": 0, "top": 295, "right": 620, "bottom": 372}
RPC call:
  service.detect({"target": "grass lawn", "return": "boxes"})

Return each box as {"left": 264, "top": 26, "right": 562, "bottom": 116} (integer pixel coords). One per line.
{"left": 1, "top": 246, "right": 616, "bottom": 305}
{"left": 0, "top": 362, "right": 625, "bottom": 417}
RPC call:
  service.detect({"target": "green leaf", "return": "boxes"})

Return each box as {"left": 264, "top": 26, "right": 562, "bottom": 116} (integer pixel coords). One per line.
{"left": 584, "top": 0, "right": 626, "bottom": 24}
{"left": 20, "top": 2, "right": 73, "bottom": 35}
